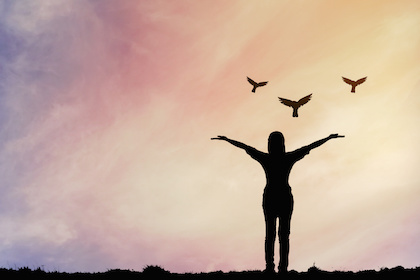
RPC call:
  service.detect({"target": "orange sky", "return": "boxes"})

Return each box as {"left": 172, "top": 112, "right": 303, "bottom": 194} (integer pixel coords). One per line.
{"left": 0, "top": 0, "right": 419, "bottom": 273}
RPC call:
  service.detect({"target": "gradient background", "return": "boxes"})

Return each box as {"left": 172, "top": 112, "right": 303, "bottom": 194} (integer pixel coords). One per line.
{"left": 1, "top": 0, "right": 420, "bottom": 273}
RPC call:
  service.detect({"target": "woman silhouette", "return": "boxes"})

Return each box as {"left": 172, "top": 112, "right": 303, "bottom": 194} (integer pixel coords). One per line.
{"left": 212, "top": 132, "right": 344, "bottom": 273}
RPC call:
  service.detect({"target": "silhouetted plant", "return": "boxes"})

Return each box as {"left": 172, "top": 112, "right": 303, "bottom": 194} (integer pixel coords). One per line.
{"left": 307, "top": 264, "right": 322, "bottom": 273}
{"left": 1, "top": 266, "right": 420, "bottom": 280}
{"left": 142, "top": 265, "right": 170, "bottom": 275}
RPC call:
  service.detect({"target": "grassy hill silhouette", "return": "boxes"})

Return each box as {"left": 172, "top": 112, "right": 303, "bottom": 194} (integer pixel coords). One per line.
{"left": 1, "top": 265, "right": 420, "bottom": 280}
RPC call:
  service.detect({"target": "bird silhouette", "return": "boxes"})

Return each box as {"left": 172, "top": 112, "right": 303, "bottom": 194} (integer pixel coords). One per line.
{"left": 247, "top": 77, "right": 268, "bottom": 93}
{"left": 342, "top": 76, "right": 367, "bottom": 93}
{"left": 278, "top": 94, "right": 312, "bottom": 117}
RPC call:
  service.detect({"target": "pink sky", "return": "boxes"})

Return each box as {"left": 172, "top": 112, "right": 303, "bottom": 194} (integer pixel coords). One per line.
{"left": 0, "top": 0, "right": 420, "bottom": 273}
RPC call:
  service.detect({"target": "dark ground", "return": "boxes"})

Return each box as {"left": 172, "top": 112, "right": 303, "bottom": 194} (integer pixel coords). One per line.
{"left": 1, "top": 265, "right": 420, "bottom": 280}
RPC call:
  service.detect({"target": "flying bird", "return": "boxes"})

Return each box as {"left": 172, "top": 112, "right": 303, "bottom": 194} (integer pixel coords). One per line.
{"left": 247, "top": 77, "right": 268, "bottom": 93}
{"left": 342, "top": 76, "right": 367, "bottom": 93}
{"left": 278, "top": 94, "right": 312, "bottom": 117}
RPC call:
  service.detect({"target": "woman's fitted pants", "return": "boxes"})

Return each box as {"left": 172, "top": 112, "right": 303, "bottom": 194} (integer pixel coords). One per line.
{"left": 263, "top": 189, "right": 294, "bottom": 273}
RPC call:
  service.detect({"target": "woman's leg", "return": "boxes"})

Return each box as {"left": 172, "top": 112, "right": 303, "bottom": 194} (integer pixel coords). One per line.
{"left": 278, "top": 195, "right": 294, "bottom": 273}
{"left": 264, "top": 212, "right": 276, "bottom": 272}
{"left": 278, "top": 217, "right": 291, "bottom": 273}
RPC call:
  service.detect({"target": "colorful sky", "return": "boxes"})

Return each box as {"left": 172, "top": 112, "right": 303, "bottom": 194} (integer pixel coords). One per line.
{"left": 1, "top": 0, "right": 420, "bottom": 274}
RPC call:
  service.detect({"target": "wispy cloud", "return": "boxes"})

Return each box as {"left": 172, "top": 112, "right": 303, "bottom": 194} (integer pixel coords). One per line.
{"left": 0, "top": 0, "right": 420, "bottom": 273}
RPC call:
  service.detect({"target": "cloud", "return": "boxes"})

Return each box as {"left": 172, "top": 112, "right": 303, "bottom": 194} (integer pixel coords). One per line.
{"left": 1, "top": 0, "right": 420, "bottom": 273}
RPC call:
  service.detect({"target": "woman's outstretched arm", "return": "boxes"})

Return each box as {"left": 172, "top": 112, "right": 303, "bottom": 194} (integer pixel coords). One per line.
{"left": 211, "top": 135, "right": 253, "bottom": 151}
{"left": 304, "top": 134, "right": 345, "bottom": 151}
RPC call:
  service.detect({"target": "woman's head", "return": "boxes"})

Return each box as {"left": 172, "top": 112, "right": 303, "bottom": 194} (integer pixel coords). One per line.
{"left": 268, "top": 131, "right": 285, "bottom": 155}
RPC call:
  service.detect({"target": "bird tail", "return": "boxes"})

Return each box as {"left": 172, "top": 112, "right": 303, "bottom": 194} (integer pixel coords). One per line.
{"left": 293, "top": 109, "right": 298, "bottom": 117}
{"left": 351, "top": 86, "right": 356, "bottom": 93}
{"left": 252, "top": 86, "right": 256, "bottom": 93}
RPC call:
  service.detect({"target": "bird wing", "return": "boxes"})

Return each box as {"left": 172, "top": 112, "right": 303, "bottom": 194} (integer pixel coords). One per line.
{"left": 342, "top": 77, "right": 355, "bottom": 85}
{"left": 278, "top": 97, "right": 296, "bottom": 107}
{"left": 355, "top": 76, "right": 367, "bottom": 85}
{"left": 247, "top": 77, "right": 257, "bottom": 86}
{"left": 257, "top": 81, "right": 268, "bottom": 87}
{"left": 297, "top": 94, "right": 312, "bottom": 106}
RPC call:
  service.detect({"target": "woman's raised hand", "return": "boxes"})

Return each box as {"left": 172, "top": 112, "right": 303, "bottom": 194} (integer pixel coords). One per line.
{"left": 329, "top": 134, "right": 345, "bottom": 139}
{"left": 211, "top": 135, "right": 228, "bottom": 141}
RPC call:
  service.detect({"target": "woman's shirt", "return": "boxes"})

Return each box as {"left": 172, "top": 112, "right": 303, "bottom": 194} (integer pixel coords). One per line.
{"left": 246, "top": 147, "right": 310, "bottom": 189}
